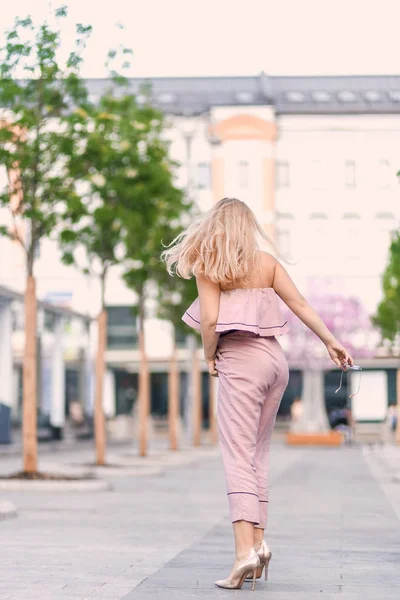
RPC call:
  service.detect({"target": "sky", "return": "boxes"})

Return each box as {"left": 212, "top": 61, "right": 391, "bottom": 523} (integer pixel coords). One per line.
{"left": 0, "top": 0, "right": 399, "bottom": 78}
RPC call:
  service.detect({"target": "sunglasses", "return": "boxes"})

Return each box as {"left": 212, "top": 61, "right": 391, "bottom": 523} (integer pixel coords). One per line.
{"left": 335, "top": 364, "right": 362, "bottom": 400}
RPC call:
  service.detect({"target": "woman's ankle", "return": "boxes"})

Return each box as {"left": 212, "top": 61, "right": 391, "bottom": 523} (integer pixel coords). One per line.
{"left": 254, "top": 531, "right": 264, "bottom": 550}
{"left": 235, "top": 547, "right": 254, "bottom": 562}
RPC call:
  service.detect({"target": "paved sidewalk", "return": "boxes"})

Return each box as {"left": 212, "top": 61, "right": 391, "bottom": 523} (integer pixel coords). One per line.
{"left": 124, "top": 445, "right": 400, "bottom": 600}
{"left": 0, "top": 443, "right": 399, "bottom": 599}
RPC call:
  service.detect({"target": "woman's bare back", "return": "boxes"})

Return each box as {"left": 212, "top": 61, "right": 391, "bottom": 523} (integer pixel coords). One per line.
{"left": 219, "top": 251, "right": 276, "bottom": 291}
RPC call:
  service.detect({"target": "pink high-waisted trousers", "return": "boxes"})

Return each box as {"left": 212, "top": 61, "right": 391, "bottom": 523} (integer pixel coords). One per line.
{"left": 215, "top": 330, "right": 289, "bottom": 529}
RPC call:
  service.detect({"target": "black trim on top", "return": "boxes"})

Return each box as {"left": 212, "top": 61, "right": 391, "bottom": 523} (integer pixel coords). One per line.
{"left": 227, "top": 492, "right": 259, "bottom": 498}
{"left": 184, "top": 310, "right": 288, "bottom": 330}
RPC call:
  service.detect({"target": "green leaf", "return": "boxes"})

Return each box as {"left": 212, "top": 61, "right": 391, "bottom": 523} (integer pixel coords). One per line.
{"left": 373, "top": 229, "right": 400, "bottom": 344}
{"left": 62, "top": 251, "right": 75, "bottom": 266}
{"left": 0, "top": 8, "right": 94, "bottom": 275}
{"left": 60, "top": 230, "right": 78, "bottom": 244}
{"left": 55, "top": 5, "right": 68, "bottom": 18}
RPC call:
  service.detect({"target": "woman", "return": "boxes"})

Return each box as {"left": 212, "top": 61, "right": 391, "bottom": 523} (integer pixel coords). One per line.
{"left": 161, "top": 198, "right": 353, "bottom": 591}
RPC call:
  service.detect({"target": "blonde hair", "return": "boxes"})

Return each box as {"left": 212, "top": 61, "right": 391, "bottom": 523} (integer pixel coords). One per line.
{"left": 161, "top": 197, "right": 278, "bottom": 287}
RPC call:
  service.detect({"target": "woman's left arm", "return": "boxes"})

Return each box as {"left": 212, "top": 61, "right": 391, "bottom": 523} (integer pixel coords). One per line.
{"left": 196, "top": 273, "right": 220, "bottom": 375}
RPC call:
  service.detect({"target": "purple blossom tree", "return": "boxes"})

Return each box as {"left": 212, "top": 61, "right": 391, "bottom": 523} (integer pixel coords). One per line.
{"left": 277, "top": 278, "right": 376, "bottom": 432}
{"left": 279, "top": 291, "right": 376, "bottom": 370}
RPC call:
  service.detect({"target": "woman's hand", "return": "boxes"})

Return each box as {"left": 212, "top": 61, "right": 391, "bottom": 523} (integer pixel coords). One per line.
{"left": 326, "top": 339, "right": 354, "bottom": 369}
{"left": 206, "top": 358, "right": 218, "bottom": 377}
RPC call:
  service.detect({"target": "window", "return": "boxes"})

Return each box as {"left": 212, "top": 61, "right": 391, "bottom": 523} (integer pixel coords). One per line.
{"left": 238, "top": 161, "right": 249, "bottom": 188}
{"left": 236, "top": 91, "right": 254, "bottom": 103}
{"left": 388, "top": 90, "right": 400, "bottom": 102}
{"left": 342, "top": 212, "right": 360, "bottom": 220}
{"left": 286, "top": 91, "right": 306, "bottom": 103}
{"left": 343, "top": 225, "right": 359, "bottom": 259}
{"left": 312, "top": 91, "right": 331, "bottom": 103}
{"left": 364, "top": 91, "right": 382, "bottom": 102}
{"left": 313, "top": 226, "right": 328, "bottom": 258}
{"left": 106, "top": 306, "right": 138, "bottom": 349}
{"left": 311, "top": 159, "right": 325, "bottom": 190}
{"left": 375, "top": 211, "right": 395, "bottom": 220}
{"left": 136, "top": 94, "right": 148, "bottom": 105}
{"left": 44, "top": 311, "right": 56, "bottom": 332}
{"left": 196, "top": 162, "right": 211, "bottom": 189}
{"left": 310, "top": 212, "right": 328, "bottom": 220}
{"left": 304, "top": 219, "right": 329, "bottom": 259}
{"left": 375, "top": 212, "right": 396, "bottom": 251}
{"left": 157, "top": 92, "right": 176, "bottom": 104}
{"left": 341, "top": 215, "right": 360, "bottom": 259}
{"left": 345, "top": 160, "right": 356, "bottom": 189}
{"left": 175, "top": 328, "right": 188, "bottom": 348}
{"left": 276, "top": 212, "right": 295, "bottom": 220}
{"left": 11, "top": 302, "right": 24, "bottom": 332}
{"left": 337, "top": 90, "right": 357, "bottom": 103}
{"left": 377, "top": 160, "right": 392, "bottom": 189}
{"left": 277, "top": 229, "right": 291, "bottom": 255}
{"left": 276, "top": 161, "right": 290, "bottom": 189}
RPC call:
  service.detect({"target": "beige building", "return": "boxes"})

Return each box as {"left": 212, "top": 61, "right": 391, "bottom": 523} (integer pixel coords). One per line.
{"left": 1, "top": 74, "right": 399, "bottom": 431}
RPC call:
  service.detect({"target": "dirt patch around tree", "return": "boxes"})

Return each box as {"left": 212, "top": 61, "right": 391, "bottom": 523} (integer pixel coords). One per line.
{"left": 1, "top": 471, "right": 96, "bottom": 481}
{"left": 81, "top": 462, "right": 126, "bottom": 469}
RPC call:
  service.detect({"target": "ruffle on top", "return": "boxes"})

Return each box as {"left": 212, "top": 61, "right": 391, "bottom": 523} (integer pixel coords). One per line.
{"left": 182, "top": 287, "right": 289, "bottom": 337}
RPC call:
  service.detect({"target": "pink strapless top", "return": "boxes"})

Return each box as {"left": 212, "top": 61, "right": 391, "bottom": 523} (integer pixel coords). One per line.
{"left": 182, "top": 287, "right": 289, "bottom": 337}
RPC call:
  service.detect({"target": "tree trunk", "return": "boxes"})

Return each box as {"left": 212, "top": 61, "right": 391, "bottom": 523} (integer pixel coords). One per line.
{"left": 138, "top": 295, "right": 150, "bottom": 457}
{"left": 209, "top": 373, "right": 218, "bottom": 444}
{"left": 94, "top": 309, "right": 107, "bottom": 465}
{"left": 297, "top": 369, "right": 329, "bottom": 432}
{"left": 23, "top": 275, "right": 38, "bottom": 473}
{"left": 168, "top": 335, "right": 180, "bottom": 451}
{"left": 192, "top": 341, "right": 202, "bottom": 446}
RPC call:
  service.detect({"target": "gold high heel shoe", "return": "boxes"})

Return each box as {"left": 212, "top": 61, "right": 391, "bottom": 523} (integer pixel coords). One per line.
{"left": 215, "top": 548, "right": 260, "bottom": 591}
{"left": 245, "top": 540, "right": 272, "bottom": 580}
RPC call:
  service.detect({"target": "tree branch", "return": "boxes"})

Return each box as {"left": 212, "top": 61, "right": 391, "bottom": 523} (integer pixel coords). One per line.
{"left": 9, "top": 207, "right": 27, "bottom": 253}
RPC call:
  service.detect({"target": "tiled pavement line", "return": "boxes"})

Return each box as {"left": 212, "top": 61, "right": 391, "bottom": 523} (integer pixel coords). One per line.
{"left": 122, "top": 446, "right": 400, "bottom": 599}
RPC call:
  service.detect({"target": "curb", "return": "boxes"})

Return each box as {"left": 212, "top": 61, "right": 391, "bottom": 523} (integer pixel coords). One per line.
{"left": 117, "top": 447, "right": 220, "bottom": 468}
{"left": 0, "top": 439, "right": 133, "bottom": 458}
{"left": 0, "top": 499, "right": 17, "bottom": 520}
{"left": 65, "top": 448, "right": 220, "bottom": 474}
{"left": 89, "top": 465, "right": 164, "bottom": 477}
{"left": 0, "top": 478, "right": 112, "bottom": 493}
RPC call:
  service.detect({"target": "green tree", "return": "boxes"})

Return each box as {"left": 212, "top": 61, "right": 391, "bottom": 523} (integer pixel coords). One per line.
{"left": 373, "top": 230, "right": 400, "bottom": 348}
{"left": 122, "top": 173, "right": 190, "bottom": 455}
{"left": 59, "top": 196, "right": 129, "bottom": 466}
{"left": 0, "top": 7, "right": 91, "bottom": 473}
{"left": 60, "top": 79, "right": 186, "bottom": 461}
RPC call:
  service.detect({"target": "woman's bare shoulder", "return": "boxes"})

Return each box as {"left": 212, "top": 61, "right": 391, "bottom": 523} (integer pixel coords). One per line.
{"left": 256, "top": 250, "right": 278, "bottom": 285}
{"left": 258, "top": 250, "right": 278, "bottom": 268}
